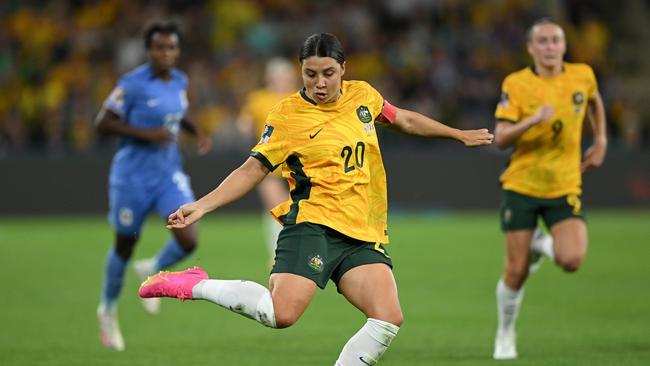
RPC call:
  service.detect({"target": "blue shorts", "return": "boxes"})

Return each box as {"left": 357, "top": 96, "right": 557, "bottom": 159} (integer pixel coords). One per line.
{"left": 109, "top": 171, "right": 195, "bottom": 236}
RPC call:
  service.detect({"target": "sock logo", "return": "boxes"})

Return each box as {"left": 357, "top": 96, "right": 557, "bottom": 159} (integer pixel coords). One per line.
{"left": 359, "top": 356, "right": 373, "bottom": 365}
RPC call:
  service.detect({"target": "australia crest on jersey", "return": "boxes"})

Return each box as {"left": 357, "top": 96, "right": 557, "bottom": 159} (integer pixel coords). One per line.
{"left": 572, "top": 91, "right": 584, "bottom": 114}
{"left": 258, "top": 124, "right": 274, "bottom": 144}
{"left": 356, "top": 105, "right": 373, "bottom": 123}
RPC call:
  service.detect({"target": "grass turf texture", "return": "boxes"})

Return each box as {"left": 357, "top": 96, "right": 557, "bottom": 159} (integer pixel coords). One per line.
{"left": 1, "top": 211, "right": 648, "bottom": 365}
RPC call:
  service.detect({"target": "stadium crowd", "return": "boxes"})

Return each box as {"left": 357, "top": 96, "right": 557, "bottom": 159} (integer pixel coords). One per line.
{"left": 1, "top": 0, "right": 648, "bottom": 156}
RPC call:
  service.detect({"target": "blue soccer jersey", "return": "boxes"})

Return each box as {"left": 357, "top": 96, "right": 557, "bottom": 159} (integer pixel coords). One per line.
{"left": 103, "top": 64, "right": 194, "bottom": 235}
{"left": 104, "top": 64, "right": 189, "bottom": 187}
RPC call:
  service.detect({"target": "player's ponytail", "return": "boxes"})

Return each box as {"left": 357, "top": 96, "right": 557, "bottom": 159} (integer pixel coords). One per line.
{"left": 299, "top": 33, "right": 345, "bottom": 65}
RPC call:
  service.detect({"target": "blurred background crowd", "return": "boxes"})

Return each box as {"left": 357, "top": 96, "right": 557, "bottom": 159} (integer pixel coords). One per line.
{"left": 1, "top": 0, "right": 649, "bottom": 157}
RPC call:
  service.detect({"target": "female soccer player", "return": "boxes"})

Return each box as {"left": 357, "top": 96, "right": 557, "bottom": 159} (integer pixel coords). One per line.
{"left": 140, "top": 33, "right": 493, "bottom": 365}
{"left": 492, "top": 19, "right": 607, "bottom": 360}
{"left": 236, "top": 57, "right": 296, "bottom": 265}
{"left": 95, "top": 22, "right": 211, "bottom": 351}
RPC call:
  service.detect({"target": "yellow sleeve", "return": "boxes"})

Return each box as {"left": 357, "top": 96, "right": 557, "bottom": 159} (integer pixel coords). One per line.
{"left": 250, "top": 103, "right": 291, "bottom": 171}
{"left": 495, "top": 76, "right": 521, "bottom": 123}
{"left": 365, "top": 82, "right": 385, "bottom": 116}
{"left": 585, "top": 65, "right": 598, "bottom": 100}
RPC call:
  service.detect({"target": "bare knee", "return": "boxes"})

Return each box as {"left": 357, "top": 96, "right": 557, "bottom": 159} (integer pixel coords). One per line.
{"left": 557, "top": 256, "right": 583, "bottom": 273}
{"left": 178, "top": 237, "right": 197, "bottom": 252}
{"left": 504, "top": 263, "right": 528, "bottom": 289}
{"left": 274, "top": 312, "right": 300, "bottom": 329}
{"left": 382, "top": 311, "right": 404, "bottom": 328}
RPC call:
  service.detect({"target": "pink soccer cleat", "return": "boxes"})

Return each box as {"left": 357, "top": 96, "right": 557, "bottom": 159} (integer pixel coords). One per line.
{"left": 139, "top": 266, "right": 208, "bottom": 300}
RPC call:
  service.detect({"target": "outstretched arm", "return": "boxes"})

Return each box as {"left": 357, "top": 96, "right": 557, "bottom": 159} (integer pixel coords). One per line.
{"left": 390, "top": 107, "right": 493, "bottom": 146}
{"left": 582, "top": 91, "right": 607, "bottom": 172}
{"left": 167, "top": 156, "right": 270, "bottom": 229}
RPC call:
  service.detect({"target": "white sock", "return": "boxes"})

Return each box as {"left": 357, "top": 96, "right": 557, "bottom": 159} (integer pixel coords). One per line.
{"left": 192, "top": 279, "right": 276, "bottom": 328}
{"left": 335, "top": 318, "right": 399, "bottom": 366}
{"left": 496, "top": 279, "right": 524, "bottom": 336}
{"left": 531, "top": 228, "right": 555, "bottom": 260}
{"left": 263, "top": 214, "right": 282, "bottom": 261}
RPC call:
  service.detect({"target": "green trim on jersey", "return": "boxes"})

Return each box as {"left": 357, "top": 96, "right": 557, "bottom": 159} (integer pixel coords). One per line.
{"left": 279, "top": 155, "right": 311, "bottom": 224}
{"left": 250, "top": 151, "right": 278, "bottom": 172}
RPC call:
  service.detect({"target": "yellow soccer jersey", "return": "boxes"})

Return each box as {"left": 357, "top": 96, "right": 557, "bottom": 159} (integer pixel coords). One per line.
{"left": 241, "top": 89, "right": 291, "bottom": 137}
{"left": 495, "top": 62, "right": 598, "bottom": 198}
{"left": 251, "top": 80, "right": 390, "bottom": 243}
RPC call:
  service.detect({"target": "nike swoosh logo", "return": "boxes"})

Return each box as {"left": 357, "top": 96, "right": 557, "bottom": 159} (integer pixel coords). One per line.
{"left": 359, "top": 356, "right": 372, "bottom": 365}
{"left": 309, "top": 128, "right": 323, "bottom": 139}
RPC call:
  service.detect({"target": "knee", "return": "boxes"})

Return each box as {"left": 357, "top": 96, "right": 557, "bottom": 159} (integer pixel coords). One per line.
{"left": 557, "top": 256, "right": 583, "bottom": 273}
{"left": 177, "top": 237, "right": 198, "bottom": 253}
{"left": 385, "top": 311, "right": 404, "bottom": 328}
{"left": 115, "top": 235, "right": 138, "bottom": 260}
{"left": 274, "top": 312, "right": 300, "bottom": 329}
{"left": 371, "top": 308, "right": 403, "bottom": 328}
{"left": 504, "top": 263, "right": 528, "bottom": 288}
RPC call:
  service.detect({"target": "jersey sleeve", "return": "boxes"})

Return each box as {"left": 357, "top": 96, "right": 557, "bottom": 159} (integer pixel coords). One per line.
{"left": 362, "top": 81, "right": 395, "bottom": 124}
{"left": 585, "top": 65, "right": 598, "bottom": 100}
{"left": 494, "top": 76, "right": 521, "bottom": 123}
{"left": 103, "top": 78, "right": 134, "bottom": 118}
{"left": 250, "top": 104, "right": 291, "bottom": 171}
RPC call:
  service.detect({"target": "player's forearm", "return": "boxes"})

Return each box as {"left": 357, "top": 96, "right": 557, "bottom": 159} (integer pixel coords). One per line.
{"left": 95, "top": 109, "right": 155, "bottom": 140}
{"left": 194, "top": 157, "right": 269, "bottom": 213}
{"left": 393, "top": 109, "right": 462, "bottom": 140}
{"left": 588, "top": 95, "right": 607, "bottom": 146}
{"left": 494, "top": 115, "right": 540, "bottom": 149}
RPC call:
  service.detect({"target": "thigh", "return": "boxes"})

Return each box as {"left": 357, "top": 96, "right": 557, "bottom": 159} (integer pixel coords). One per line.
{"left": 338, "top": 263, "right": 402, "bottom": 325}
{"left": 154, "top": 171, "right": 195, "bottom": 218}
{"left": 549, "top": 218, "right": 588, "bottom": 262}
{"left": 257, "top": 175, "right": 289, "bottom": 210}
{"left": 109, "top": 184, "right": 152, "bottom": 236}
{"left": 500, "top": 190, "right": 539, "bottom": 231}
{"left": 268, "top": 272, "right": 317, "bottom": 327}
{"left": 504, "top": 229, "right": 534, "bottom": 267}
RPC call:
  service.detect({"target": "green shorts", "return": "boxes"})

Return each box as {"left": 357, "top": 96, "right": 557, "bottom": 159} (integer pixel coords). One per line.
{"left": 271, "top": 222, "right": 393, "bottom": 290}
{"left": 500, "top": 189, "right": 585, "bottom": 231}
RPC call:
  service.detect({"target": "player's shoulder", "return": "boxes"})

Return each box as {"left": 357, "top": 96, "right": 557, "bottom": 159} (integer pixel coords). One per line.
{"left": 564, "top": 62, "right": 594, "bottom": 77}
{"left": 502, "top": 67, "right": 534, "bottom": 85}
{"left": 345, "top": 80, "right": 377, "bottom": 94}
{"left": 120, "top": 64, "right": 150, "bottom": 83}
{"left": 267, "top": 91, "right": 302, "bottom": 119}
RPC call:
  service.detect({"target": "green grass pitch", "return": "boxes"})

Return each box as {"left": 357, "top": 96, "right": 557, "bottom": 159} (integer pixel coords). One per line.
{"left": 1, "top": 211, "right": 649, "bottom": 365}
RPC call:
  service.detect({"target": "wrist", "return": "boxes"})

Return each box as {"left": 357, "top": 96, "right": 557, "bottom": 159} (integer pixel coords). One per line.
{"left": 451, "top": 128, "right": 463, "bottom": 142}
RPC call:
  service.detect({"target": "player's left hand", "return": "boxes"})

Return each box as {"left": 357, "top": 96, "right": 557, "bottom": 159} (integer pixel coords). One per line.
{"left": 197, "top": 134, "right": 213, "bottom": 155}
{"left": 458, "top": 128, "right": 494, "bottom": 147}
{"left": 581, "top": 140, "right": 607, "bottom": 172}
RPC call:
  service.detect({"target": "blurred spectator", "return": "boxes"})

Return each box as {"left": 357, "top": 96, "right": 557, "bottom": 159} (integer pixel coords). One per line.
{"left": 1, "top": 0, "right": 648, "bottom": 155}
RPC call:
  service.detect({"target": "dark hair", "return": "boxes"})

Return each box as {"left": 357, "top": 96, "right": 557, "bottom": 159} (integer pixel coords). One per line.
{"left": 299, "top": 33, "right": 345, "bottom": 65}
{"left": 526, "top": 17, "right": 562, "bottom": 42}
{"left": 144, "top": 22, "right": 181, "bottom": 48}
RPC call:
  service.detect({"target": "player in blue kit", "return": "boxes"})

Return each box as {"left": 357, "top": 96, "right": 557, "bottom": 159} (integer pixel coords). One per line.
{"left": 94, "top": 22, "right": 211, "bottom": 351}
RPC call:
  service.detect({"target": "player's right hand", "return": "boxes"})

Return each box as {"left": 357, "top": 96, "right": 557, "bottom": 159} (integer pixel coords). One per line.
{"left": 167, "top": 203, "right": 205, "bottom": 229}
{"left": 533, "top": 105, "right": 554, "bottom": 124}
